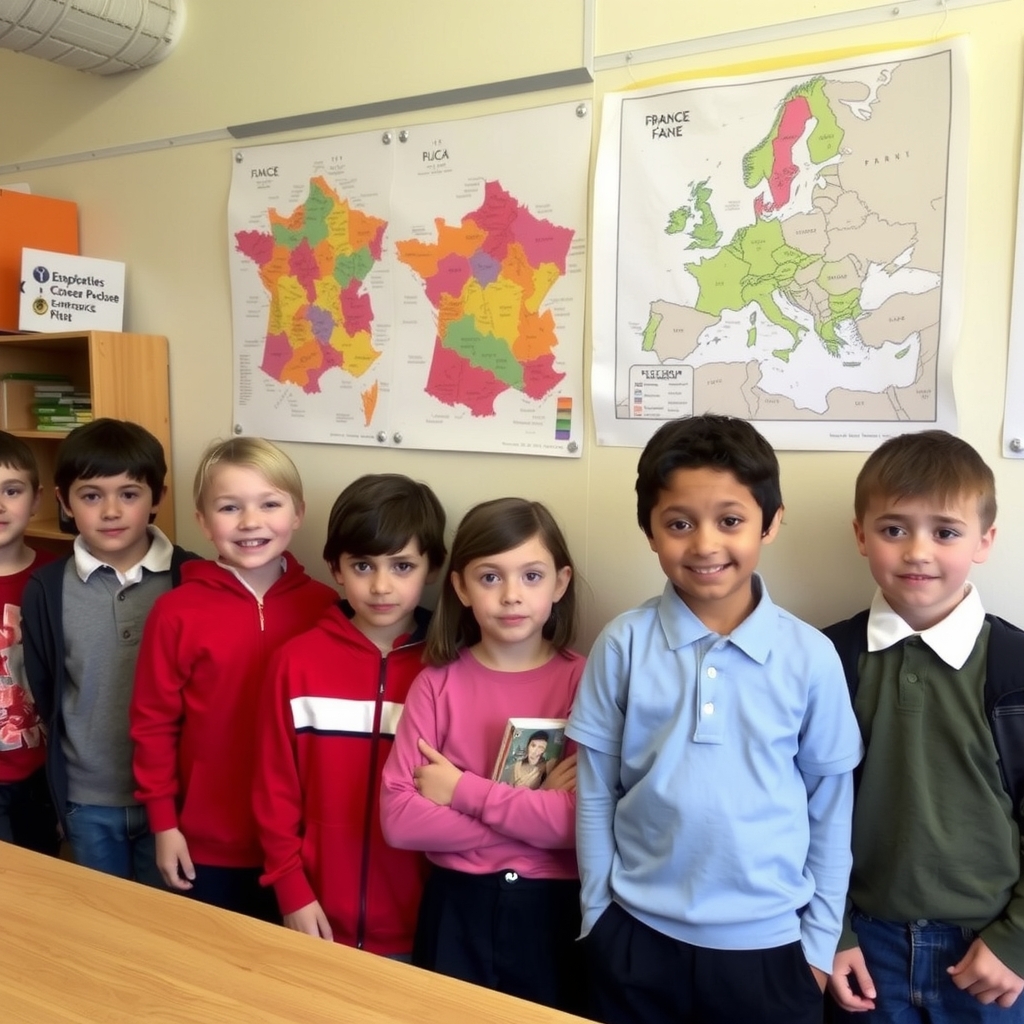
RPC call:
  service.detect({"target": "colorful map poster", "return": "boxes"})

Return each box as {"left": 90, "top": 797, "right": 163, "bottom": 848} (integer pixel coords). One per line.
{"left": 228, "top": 102, "right": 589, "bottom": 457}
{"left": 592, "top": 42, "right": 966, "bottom": 450}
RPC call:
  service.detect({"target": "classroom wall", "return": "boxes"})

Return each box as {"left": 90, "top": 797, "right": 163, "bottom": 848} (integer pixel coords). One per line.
{"left": 1, "top": 0, "right": 1022, "bottom": 650}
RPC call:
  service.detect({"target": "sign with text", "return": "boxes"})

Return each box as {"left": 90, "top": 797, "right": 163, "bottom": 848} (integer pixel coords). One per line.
{"left": 19, "top": 248, "right": 124, "bottom": 332}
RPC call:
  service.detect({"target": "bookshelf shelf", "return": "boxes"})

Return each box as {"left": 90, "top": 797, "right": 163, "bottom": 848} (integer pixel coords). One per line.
{"left": 0, "top": 330, "right": 174, "bottom": 545}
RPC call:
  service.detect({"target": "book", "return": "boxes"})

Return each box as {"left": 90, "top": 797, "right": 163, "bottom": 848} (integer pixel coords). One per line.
{"left": 34, "top": 405, "right": 91, "bottom": 414}
{"left": 491, "top": 717, "right": 568, "bottom": 790}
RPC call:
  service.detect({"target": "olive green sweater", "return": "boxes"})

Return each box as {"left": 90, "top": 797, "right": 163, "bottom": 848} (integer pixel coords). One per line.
{"left": 841, "top": 625, "right": 1024, "bottom": 974}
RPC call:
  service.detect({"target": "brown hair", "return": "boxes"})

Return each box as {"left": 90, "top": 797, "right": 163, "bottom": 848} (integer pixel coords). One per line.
{"left": 425, "top": 497, "right": 577, "bottom": 666}
{"left": 322, "top": 473, "right": 446, "bottom": 572}
{"left": 854, "top": 430, "right": 996, "bottom": 530}
{"left": 0, "top": 429, "right": 40, "bottom": 491}
{"left": 636, "top": 415, "right": 782, "bottom": 536}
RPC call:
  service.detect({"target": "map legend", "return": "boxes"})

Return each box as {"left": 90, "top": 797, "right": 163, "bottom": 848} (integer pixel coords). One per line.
{"left": 627, "top": 364, "right": 692, "bottom": 419}
{"left": 555, "top": 396, "right": 573, "bottom": 439}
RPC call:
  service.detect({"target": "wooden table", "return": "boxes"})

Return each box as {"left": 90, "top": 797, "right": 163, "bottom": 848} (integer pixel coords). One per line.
{"left": 1, "top": 843, "right": 588, "bottom": 1023}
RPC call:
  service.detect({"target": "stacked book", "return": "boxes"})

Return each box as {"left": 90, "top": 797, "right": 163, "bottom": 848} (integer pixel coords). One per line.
{"left": 29, "top": 376, "right": 93, "bottom": 432}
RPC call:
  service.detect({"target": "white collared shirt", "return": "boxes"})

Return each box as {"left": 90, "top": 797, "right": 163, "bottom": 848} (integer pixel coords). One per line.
{"left": 73, "top": 526, "right": 174, "bottom": 587}
{"left": 866, "top": 584, "right": 985, "bottom": 670}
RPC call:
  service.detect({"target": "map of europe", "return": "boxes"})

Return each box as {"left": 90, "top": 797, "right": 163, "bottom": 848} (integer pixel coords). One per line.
{"left": 598, "top": 46, "right": 960, "bottom": 446}
{"left": 396, "top": 180, "right": 575, "bottom": 417}
{"left": 234, "top": 176, "right": 386, "bottom": 424}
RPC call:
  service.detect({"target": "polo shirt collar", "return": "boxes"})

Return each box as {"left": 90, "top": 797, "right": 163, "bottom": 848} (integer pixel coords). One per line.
{"left": 74, "top": 525, "right": 174, "bottom": 586}
{"left": 657, "top": 572, "right": 775, "bottom": 664}
{"left": 866, "top": 584, "right": 984, "bottom": 670}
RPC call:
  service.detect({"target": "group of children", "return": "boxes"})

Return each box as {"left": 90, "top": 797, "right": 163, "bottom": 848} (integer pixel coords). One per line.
{"left": 0, "top": 411, "right": 1020, "bottom": 1024}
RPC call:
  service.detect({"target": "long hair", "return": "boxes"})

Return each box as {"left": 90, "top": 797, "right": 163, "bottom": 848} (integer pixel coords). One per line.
{"left": 424, "top": 497, "right": 577, "bottom": 666}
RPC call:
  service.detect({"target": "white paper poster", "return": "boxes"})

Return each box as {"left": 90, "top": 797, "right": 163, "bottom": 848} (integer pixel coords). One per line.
{"left": 228, "top": 102, "right": 590, "bottom": 457}
{"left": 592, "top": 42, "right": 966, "bottom": 451}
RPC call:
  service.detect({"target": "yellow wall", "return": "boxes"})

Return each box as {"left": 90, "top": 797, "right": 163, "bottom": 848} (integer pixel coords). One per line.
{"left": 1, "top": 0, "right": 1022, "bottom": 648}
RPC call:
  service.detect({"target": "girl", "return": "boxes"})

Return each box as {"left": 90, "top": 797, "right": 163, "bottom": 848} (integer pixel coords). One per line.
{"left": 130, "top": 437, "right": 336, "bottom": 919}
{"left": 511, "top": 730, "right": 550, "bottom": 790}
{"left": 380, "top": 497, "right": 585, "bottom": 1014}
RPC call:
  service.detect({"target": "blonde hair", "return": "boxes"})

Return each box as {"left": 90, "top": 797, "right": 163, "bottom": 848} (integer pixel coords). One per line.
{"left": 193, "top": 436, "right": 304, "bottom": 511}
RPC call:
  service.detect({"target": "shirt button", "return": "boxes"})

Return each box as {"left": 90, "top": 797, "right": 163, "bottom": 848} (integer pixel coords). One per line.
{"left": 906, "top": 674, "right": 918, "bottom": 683}
{"left": 504, "top": 871, "right": 518, "bottom": 883}
{"left": 121, "top": 630, "right": 131, "bottom": 640}
{"left": 707, "top": 667, "right": 717, "bottom": 679}
{"left": 703, "top": 702, "right": 715, "bottom": 715}
{"left": 117, "top": 592, "right": 126, "bottom": 602}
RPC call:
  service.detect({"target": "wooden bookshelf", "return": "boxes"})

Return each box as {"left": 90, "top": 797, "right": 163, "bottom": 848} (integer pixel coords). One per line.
{"left": 0, "top": 330, "right": 173, "bottom": 544}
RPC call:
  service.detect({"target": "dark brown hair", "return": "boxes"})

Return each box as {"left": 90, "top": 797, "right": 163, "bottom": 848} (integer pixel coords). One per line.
{"left": 636, "top": 415, "right": 782, "bottom": 536}
{"left": 55, "top": 418, "right": 166, "bottom": 514}
{"left": 322, "top": 473, "right": 446, "bottom": 571}
{"left": 425, "top": 497, "right": 577, "bottom": 666}
{"left": 854, "top": 430, "right": 996, "bottom": 530}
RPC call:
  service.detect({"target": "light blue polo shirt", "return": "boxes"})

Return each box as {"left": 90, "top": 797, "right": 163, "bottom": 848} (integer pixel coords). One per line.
{"left": 567, "top": 575, "right": 862, "bottom": 973}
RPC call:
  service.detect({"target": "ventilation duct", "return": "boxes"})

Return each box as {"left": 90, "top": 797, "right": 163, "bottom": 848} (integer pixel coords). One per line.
{"left": 0, "top": 0, "right": 185, "bottom": 75}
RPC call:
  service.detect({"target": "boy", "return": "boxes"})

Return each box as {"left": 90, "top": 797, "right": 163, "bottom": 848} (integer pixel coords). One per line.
{"left": 0, "top": 431, "right": 58, "bottom": 854}
{"left": 825, "top": 429, "right": 1024, "bottom": 1021}
{"left": 253, "top": 473, "right": 446, "bottom": 955}
{"left": 22, "top": 418, "right": 197, "bottom": 884}
{"left": 131, "top": 437, "right": 335, "bottom": 920}
{"left": 566, "top": 414, "right": 862, "bottom": 1024}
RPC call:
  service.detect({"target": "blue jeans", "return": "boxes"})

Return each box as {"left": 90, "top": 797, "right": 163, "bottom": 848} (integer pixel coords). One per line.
{"left": 837, "top": 910, "right": 1024, "bottom": 1023}
{"left": 64, "top": 802, "right": 164, "bottom": 889}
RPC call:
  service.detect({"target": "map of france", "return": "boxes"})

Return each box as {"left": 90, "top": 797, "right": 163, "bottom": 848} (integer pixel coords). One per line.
{"left": 397, "top": 180, "right": 575, "bottom": 416}
{"left": 235, "top": 176, "right": 386, "bottom": 423}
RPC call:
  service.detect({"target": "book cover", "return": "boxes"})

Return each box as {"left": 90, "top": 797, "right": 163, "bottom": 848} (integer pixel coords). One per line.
{"left": 491, "top": 717, "right": 568, "bottom": 790}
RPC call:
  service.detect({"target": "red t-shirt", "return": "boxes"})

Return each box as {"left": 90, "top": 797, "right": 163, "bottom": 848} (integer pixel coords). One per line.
{"left": 0, "top": 548, "right": 57, "bottom": 783}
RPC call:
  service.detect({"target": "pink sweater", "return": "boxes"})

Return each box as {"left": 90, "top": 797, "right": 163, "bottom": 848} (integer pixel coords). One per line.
{"left": 380, "top": 648, "right": 584, "bottom": 879}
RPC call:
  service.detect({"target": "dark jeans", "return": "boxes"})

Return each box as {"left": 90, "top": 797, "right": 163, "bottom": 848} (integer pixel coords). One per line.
{"left": 184, "top": 864, "right": 280, "bottom": 924}
{"left": 583, "top": 900, "right": 824, "bottom": 1024}
{"left": 832, "top": 910, "right": 1024, "bottom": 1023}
{"left": 0, "top": 767, "right": 59, "bottom": 854}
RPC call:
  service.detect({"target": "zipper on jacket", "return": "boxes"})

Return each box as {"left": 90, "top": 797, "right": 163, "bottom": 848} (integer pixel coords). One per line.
{"left": 257, "top": 600, "right": 265, "bottom": 631}
{"left": 357, "top": 653, "right": 388, "bottom": 950}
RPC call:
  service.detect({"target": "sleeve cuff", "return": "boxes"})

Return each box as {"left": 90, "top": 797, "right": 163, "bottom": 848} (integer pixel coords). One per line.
{"left": 273, "top": 868, "right": 317, "bottom": 917}
{"left": 450, "top": 770, "right": 490, "bottom": 817}
{"left": 979, "top": 920, "right": 1024, "bottom": 979}
{"left": 145, "top": 797, "right": 179, "bottom": 833}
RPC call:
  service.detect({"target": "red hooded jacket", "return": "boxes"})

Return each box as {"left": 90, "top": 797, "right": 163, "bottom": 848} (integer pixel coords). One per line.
{"left": 131, "top": 554, "right": 336, "bottom": 867}
{"left": 253, "top": 603, "right": 430, "bottom": 955}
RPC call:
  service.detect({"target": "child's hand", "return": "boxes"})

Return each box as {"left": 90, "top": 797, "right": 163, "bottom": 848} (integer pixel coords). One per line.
{"left": 284, "top": 900, "right": 333, "bottom": 941}
{"left": 828, "top": 946, "right": 876, "bottom": 1011}
{"left": 155, "top": 827, "right": 195, "bottom": 891}
{"left": 542, "top": 752, "right": 577, "bottom": 792}
{"left": 948, "top": 937, "right": 1024, "bottom": 1007}
{"left": 413, "top": 738, "right": 463, "bottom": 806}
